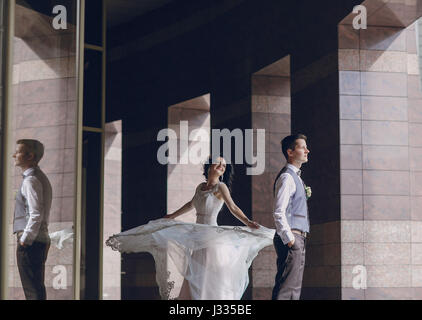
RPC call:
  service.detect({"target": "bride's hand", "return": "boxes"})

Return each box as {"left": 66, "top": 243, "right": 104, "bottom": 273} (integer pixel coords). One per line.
{"left": 246, "top": 220, "right": 260, "bottom": 229}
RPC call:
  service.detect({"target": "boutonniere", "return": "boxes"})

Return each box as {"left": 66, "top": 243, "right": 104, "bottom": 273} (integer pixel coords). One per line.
{"left": 305, "top": 186, "right": 312, "bottom": 199}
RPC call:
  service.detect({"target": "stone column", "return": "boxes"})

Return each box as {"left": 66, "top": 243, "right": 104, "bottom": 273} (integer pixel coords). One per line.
{"left": 289, "top": 22, "right": 342, "bottom": 299}
{"left": 121, "top": 108, "right": 167, "bottom": 299}
{"left": 210, "top": 77, "right": 253, "bottom": 298}
{"left": 9, "top": 4, "right": 77, "bottom": 299}
{"left": 270, "top": 0, "right": 422, "bottom": 300}
{"left": 288, "top": 0, "right": 422, "bottom": 300}
{"left": 339, "top": 14, "right": 422, "bottom": 299}
{"left": 167, "top": 95, "right": 211, "bottom": 224}
{"left": 250, "top": 56, "right": 291, "bottom": 299}
{"left": 103, "top": 121, "right": 122, "bottom": 300}
{"left": 166, "top": 95, "right": 210, "bottom": 298}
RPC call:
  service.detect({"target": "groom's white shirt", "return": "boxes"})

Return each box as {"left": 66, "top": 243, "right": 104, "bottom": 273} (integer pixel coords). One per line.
{"left": 273, "top": 163, "right": 303, "bottom": 245}
{"left": 20, "top": 166, "right": 52, "bottom": 245}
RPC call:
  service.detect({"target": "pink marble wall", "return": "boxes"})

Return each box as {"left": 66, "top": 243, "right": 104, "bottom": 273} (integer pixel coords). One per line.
{"left": 8, "top": 5, "right": 77, "bottom": 300}
{"left": 251, "top": 56, "right": 291, "bottom": 299}
{"left": 166, "top": 94, "right": 210, "bottom": 297}
{"left": 167, "top": 95, "right": 211, "bottom": 220}
{"left": 102, "top": 121, "right": 122, "bottom": 300}
{"left": 339, "top": 8, "right": 422, "bottom": 299}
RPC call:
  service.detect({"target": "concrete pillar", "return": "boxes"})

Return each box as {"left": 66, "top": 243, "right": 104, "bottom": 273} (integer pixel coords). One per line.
{"left": 121, "top": 108, "right": 167, "bottom": 299}
{"left": 338, "top": 4, "right": 422, "bottom": 299}
{"left": 291, "top": 0, "right": 422, "bottom": 299}
{"left": 250, "top": 56, "right": 291, "bottom": 299}
{"left": 210, "top": 77, "right": 253, "bottom": 298}
{"left": 290, "top": 25, "right": 342, "bottom": 299}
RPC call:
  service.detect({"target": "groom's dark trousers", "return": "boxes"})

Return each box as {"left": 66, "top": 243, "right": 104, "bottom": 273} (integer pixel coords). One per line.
{"left": 272, "top": 232, "right": 306, "bottom": 300}
{"left": 16, "top": 232, "right": 50, "bottom": 300}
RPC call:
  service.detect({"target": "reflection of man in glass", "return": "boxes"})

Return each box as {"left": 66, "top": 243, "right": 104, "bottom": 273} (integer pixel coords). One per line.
{"left": 12, "top": 139, "right": 52, "bottom": 300}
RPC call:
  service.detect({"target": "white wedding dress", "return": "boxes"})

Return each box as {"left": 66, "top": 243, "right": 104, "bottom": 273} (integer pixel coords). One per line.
{"left": 106, "top": 182, "right": 275, "bottom": 300}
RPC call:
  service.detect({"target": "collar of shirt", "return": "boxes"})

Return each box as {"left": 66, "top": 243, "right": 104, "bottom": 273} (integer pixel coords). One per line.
{"left": 286, "top": 163, "right": 300, "bottom": 174}
{"left": 22, "top": 166, "right": 38, "bottom": 178}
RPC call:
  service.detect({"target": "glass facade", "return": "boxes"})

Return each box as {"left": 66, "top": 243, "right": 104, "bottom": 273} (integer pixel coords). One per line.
{"left": 0, "top": 0, "right": 422, "bottom": 301}
{"left": 6, "top": 0, "right": 79, "bottom": 299}
{"left": 0, "top": 0, "right": 8, "bottom": 299}
{"left": 0, "top": 0, "right": 111, "bottom": 300}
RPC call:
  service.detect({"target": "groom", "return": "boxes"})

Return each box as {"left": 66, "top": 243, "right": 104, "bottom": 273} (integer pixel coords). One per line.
{"left": 12, "top": 139, "right": 52, "bottom": 300}
{"left": 271, "top": 134, "right": 310, "bottom": 300}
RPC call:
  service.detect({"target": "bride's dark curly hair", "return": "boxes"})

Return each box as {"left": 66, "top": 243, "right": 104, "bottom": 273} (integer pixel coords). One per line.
{"left": 203, "top": 155, "right": 234, "bottom": 192}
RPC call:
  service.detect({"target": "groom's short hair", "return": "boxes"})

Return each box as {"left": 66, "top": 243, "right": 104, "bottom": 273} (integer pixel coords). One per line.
{"left": 281, "top": 134, "right": 307, "bottom": 160}
{"left": 16, "top": 139, "right": 45, "bottom": 164}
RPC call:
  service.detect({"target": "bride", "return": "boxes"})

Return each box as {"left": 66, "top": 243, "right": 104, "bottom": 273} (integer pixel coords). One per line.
{"left": 106, "top": 156, "right": 275, "bottom": 300}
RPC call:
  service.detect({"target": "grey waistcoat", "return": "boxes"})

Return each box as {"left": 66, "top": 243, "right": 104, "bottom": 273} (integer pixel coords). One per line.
{"left": 13, "top": 168, "right": 50, "bottom": 242}
{"left": 274, "top": 166, "right": 310, "bottom": 233}
{"left": 13, "top": 182, "right": 28, "bottom": 234}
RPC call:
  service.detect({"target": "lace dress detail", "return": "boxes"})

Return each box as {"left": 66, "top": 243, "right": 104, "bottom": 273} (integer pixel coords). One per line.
{"left": 106, "top": 181, "right": 275, "bottom": 300}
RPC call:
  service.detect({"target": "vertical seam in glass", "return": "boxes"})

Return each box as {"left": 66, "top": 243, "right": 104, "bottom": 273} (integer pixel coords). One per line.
{"left": 0, "top": 0, "right": 15, "bottom": 300}
{"left": 74, "top": 0, "right": 85, "bottom": 301}
{"left": 98, "top": 0, "right": 107, "bottom": 299}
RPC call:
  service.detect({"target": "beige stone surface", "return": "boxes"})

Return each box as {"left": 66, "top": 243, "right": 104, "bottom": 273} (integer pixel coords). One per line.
{"left": 411, "top": 243, "right": 422, "bottom": 264}
{"left": 409, "top": 123, "right": 422, "bottom": 147}
{"left": 364, "top": 243, "right": 411, "bottom": 265}
{"left": 360, "top": 50, "right": 407, "bottom": 72}
{"left": 410, "top": 172, "right": 422, "bottom": 196}
{"left": 367, "top": 265, "right": 411, "bottom": 287}
{"left": 18, "top": 57, "right": 74, "bottom": 82}
{"left": 364, "top": 220, "right": 411, "bottom": 243}
{"left": 362, "top": 121, "right": 408, "bottom": 146}
{"left": 341, "top": 170, "right": 363, "bottom": 195}
{"left": 362, "top": 170, "right": 409, "bottom": 195}
{"left": 338, "top": 49, "right": 360, "bottom": 71}
{"left": 342, "top": 243, "right": 364, "bottom": 265}
{"left": 412, "top": 266, "right": 422, "bottom": 287}
{"left": 407, "top": 53, "right": 419, "bottom": 75}
{"left": 341, "top": 220, "right": 364, "bottom": 243}
{"left": 341, "top": 145, "right": 363, "bottom": 170}
{"left": 361, "top": 96, "right": 407, "bottom": 121}
{"left": 411, "top": 221, "right": 422, "bottom": 242}
{"left": 363, "top": 195, "right": 410, "bottom": 220}
{"left": 362, "top": 146, "right": 409, "bottom": 170}
{"left": 340, "top": 120, "right": 362, "bottom": 144}
{"left": 341, "top": 195, "right": 363, "bottom": 220}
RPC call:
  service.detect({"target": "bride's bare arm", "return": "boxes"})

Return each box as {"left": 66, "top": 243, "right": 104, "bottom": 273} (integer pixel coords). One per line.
{"left": 218, "top": 183, "right": 260, "bottom": 229}
{"left": 165, "top": 200, "right": 194, "bottom": 219}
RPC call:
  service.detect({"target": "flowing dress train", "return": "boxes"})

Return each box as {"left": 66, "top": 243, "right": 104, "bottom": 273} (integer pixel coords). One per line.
{"left": 106, "top": 182, "right": 275, "bottom": 299}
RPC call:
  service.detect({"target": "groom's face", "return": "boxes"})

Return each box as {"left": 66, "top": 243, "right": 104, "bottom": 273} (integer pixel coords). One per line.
{"left": 288, "top": 139, "right": 309, "bottom": 163}
{"left": 13, "top": 144, "right": 34, "bottom": 168}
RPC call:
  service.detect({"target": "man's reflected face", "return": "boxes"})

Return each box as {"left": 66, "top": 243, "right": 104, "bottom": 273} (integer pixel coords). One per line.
{"left": 13, "top": 144, "right": 31, "bottom": 168}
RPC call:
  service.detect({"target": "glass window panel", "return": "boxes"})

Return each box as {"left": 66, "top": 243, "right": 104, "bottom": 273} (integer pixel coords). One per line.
{"left": 0, "top": 0, "right": 3, "bottom": 26}
{"left": 80, "top": 131, "right": 102, "bottom": 299}
{"left": 85, "top": 0, "right": 103, "bottom": 46}
{"left": 6, "top": 0, "right": 78, "bottom": 300}
{"left": 83, "top": 49, "right": 102, "bottom": 128}
{"left": 102, "top": 121, "right": 121, "bottom": 300}
{"left": 0, "top": 1, "right": 5, "bottom": 287}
